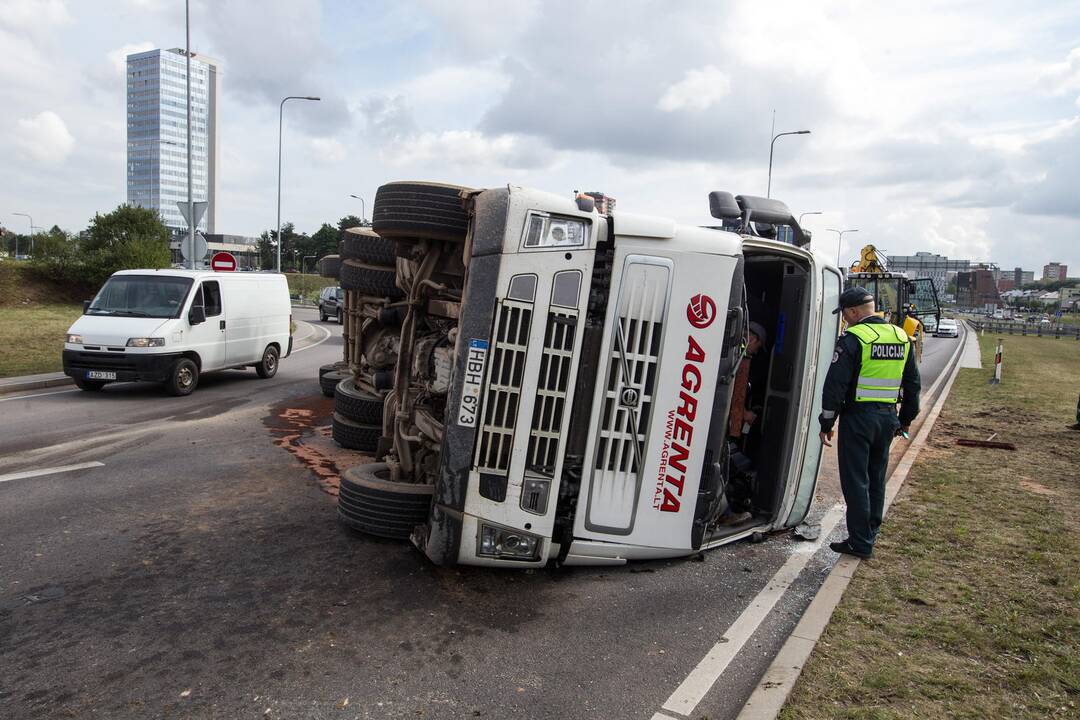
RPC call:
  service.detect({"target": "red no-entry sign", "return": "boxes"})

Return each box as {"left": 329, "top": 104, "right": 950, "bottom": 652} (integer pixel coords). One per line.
{"left": 211, "top": 252, "right": 237, "bottom": 272}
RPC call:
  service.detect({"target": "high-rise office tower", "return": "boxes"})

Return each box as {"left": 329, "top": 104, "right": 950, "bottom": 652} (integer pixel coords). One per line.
{"left": 126, "top": 48, "right": 219, "bottom": 235}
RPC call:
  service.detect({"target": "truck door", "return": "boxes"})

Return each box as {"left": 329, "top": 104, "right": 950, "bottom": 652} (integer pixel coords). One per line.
{"left": 780, "top": 265, "right": 842, "bottom": 528}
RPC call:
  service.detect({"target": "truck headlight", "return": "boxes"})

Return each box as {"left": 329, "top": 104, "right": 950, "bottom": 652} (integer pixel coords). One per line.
{"left": 126, "top": 337, "right": 165, "bottom": 347}
{"left": 522, "top": 214, "right": 588, "bottom": 249}
{"left": 66, "top": 334, "right": 83, "bottom": 344}
{"left": 478, "top": 523, "right": 542, "bottom": 561}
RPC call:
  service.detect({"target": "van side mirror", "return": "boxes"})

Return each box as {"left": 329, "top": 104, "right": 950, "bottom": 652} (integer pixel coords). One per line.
{"left": 83, "top": 300, "right": 91, "bottom": 313}
{"left": 189, "top": 305, "right": 206, "bottom": 325}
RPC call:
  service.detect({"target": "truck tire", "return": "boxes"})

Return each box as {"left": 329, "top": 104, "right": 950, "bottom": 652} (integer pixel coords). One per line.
{"left": 337, "top": 463, "right": 433, "bottom": 540}
{"left": 340, "top": 259, "right": 403, "bottom": 299}
{"left": 372, "top": 181, "right": 473, "bottom": 243}
{"left": 331, "top": 412, "right": 380, "bottom": 452}
{"left": 342, "top": 227, "right": 396, "bottom": 266}
{"left": 334, "top": 378, "right": 384, "bottom": 425}
{"left": 320, "top": 368, "right": 349, "bottom": 398}
{"left": 165, "top": 358, "right": 199, "bottom": 396}
{"left": 255, "top": 344, "right": 279, "bottom": 378}
{"left": 319, "top": 254, "right": 342, "bottom": 278}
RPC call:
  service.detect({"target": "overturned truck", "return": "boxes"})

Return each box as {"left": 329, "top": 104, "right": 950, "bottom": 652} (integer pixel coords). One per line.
{"left": 331, "top": 182, "right": 843, "bottom": 567}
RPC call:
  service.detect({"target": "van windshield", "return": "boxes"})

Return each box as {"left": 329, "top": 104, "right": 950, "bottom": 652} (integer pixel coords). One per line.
{"left": 87, "top": 275, "right": 194, "bottom": 318}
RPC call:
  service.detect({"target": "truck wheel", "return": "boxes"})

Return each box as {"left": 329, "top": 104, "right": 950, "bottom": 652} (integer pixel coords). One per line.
{"left": 340, "top": 259, "right": 403, "bottom": 299}
{"left": 165, "top": 358, "right": 199, "bottom": 396}
{"left": 255, "top": 345, "right": 279, "bottom": 378}
{"left": 74, "top": 378, "right": 106, "bottom": 392}
{"left": 337, "top": 463, "right": 433, "bottom": 540}
{"left": 372, "top": 181, "right": 473, "bottom": 243}
{"left": 331, "top": 412, "right": 380, "bottom": 452}
{"left": 342, "top": 227, "right": 396, "bottom": 266}
{"left": 319, "top": 368, "right": 349, "bottom": 398}
{"left": 319, "top": 254, "right": 341, "bottom": 278}
{"left": 334, "top": 378, "right": 384, "bottom": 425}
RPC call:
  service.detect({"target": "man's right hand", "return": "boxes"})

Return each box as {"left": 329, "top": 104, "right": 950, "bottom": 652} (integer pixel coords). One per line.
{"left": 819, "top": 429, "right": 834, "bottom": 447}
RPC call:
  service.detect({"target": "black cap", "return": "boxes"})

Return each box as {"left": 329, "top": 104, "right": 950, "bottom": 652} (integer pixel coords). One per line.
{"left": 834, "top": 286, "right": 874, "bottom": 314}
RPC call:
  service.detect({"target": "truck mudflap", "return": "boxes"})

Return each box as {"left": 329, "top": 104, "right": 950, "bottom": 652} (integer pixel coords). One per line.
{"left": 419, "top": 189, "right": 508, "bottom": 565}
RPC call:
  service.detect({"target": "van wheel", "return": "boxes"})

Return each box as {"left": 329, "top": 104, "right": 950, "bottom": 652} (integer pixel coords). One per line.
{"left": 165, "top": 358, "right": 199, "bottom": 396}
{"left": 74, "top": 378, "right": 106, "bottom": 392}
{"left": 256, "top": 345, "right": 279, "bottom": 378}
{"left": 337, "top": 463, "right": 433, "bottom": 540}
{"left": 372, "top": 181, "right": 473, "bottom": 243}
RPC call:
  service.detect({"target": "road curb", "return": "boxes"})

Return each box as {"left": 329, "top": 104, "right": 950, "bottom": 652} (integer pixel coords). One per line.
{"left": 0, "top": 374, "right": 73, "bottom": 396}
{"left": 735, "top": 327, "right": 970, "bottom": 720}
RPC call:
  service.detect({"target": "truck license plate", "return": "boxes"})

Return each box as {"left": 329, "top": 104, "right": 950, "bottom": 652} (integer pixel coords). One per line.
{"left": 87, "top": 370, "right": 117, "bottom": 380}
{"left": 457, "top": 339, "right": 489, "bottom": 427}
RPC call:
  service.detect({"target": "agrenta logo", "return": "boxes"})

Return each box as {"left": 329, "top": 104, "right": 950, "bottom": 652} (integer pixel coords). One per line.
{"left": 687, "top": 293, "right": 716, "bottom": 329}
{"left": 653, "top": 333, "right": 707, "bottom": 514}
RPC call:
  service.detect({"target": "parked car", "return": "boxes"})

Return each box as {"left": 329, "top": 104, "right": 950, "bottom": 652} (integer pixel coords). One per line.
{"left": 319, "top": 286, "right": 344, "bottom": 323}
{"left": 934, "top": 317, "right": 959, "bottom": 338}
{"left": 63, "top": 269, "right": 292, "bottom": 396}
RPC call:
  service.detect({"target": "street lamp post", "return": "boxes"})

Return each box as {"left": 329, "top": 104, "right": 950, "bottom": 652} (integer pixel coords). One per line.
{"left": 276, "top": 95, "right": 321, "bottom": 273}
{"left": 349, "top": 194, "right": 366, "bottom": 224}
{"left": 13, "top": 212, "right": 32, "bottom": 257}
{"left": 767, "top": 129, "right": 811, "bottom": 198}
{"left": 826, "top": 228, "right": 859, "bottom": 268}
{"left": 798, "top": 211, "right": 822, "bottom": 225}
{"left": 184, "top": 0, "right": 195, "bottom": 269}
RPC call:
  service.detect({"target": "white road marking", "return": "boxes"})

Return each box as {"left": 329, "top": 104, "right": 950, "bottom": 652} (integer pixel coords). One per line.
{"left": 660, "top": 503, "right": 845, "bottom": 717}
{"left": 0, "top": 388, "right": 79, "bottom": 403}
{"left": 0, "top": 461, "right": 105, "bottom": 484}
{"left": 290, "top": 322, "right": 332, "bottom": 354}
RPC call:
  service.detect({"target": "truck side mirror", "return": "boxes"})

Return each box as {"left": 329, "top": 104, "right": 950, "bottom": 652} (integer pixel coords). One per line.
{"left": 189, "top": 305, "right": 206, "bottom": 325}
{"left": 83, "top": 300, "right": 91, "bottom": 313}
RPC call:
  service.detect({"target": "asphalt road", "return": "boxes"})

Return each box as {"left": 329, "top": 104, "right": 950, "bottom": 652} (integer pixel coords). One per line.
{"left": 0, "top": 311, "right": 963, "bottom": 720}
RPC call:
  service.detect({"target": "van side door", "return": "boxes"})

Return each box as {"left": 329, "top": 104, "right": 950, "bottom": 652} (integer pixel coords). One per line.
{"left": 189, "top": 280, "right": 227, "bottom": 371}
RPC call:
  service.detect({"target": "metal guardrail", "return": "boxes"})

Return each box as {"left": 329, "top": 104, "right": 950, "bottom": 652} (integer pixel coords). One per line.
{"left": 967, "top": 320, "right": 1080, "bottom": 340}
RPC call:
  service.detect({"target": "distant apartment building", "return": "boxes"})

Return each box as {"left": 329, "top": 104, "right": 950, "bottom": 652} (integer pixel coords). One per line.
{"left": 885, "top": 252, "right": 971, "bottom": 294}
{"left": 1042, "top": 262, "right": 1067, "bottom": 282}
{"left": 1012, "top": 267, "right": 1035, "bottom": 288}
{"left": 127, "top": 48, "right": 219, "bottom": 236}
{"left": 956, "top": 265, "right": 1002, "bottom": 308}
{"left": 996, "top": 277, "right": 1015, "bottom": 292}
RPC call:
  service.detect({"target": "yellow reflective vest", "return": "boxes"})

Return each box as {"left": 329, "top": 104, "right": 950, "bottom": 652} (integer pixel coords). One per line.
{"left": 846, "top": 323, "right": 910, "bottom": 403}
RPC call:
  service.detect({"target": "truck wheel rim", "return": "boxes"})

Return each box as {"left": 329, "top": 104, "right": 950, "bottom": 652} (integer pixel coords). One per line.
{"left": 178, "top": 367, "right": 194, "bottom": 388}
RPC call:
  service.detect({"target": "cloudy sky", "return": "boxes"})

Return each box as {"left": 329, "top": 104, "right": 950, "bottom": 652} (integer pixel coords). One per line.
{"left": 2, "top": 0, "right": 1079, "bottom": 272}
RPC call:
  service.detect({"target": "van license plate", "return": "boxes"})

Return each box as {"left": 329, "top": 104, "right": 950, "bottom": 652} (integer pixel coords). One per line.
{"left": 457, "top": 339, "right": 489, "bottom": 427}
{"left": 87, "top": 370, "right": 117, "bottom": 380}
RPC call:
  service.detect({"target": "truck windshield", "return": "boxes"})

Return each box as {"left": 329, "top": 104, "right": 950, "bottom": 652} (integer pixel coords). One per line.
{"left": 87, "top": 275, "right": 194, "bottom": 318}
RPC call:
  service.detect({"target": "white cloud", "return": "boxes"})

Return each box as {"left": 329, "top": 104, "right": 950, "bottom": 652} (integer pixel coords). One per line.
{"left": 308, "top": 137, "right": 347, "bottom": 164}
{"left": 1040, "top": 47, "right": 1080, "bottom": 96}
{"left": 14, "top": 110, "right": 75, "bottom": 164}
{"left": 386, "top": 130, "right": 555, "bottom": 171}
{"left": 0, "top": 0, "right": 72, "bottom": 30}
{"left": 107, "top": 41, "right": 155, "bottom": 77}
{"left": 657, "top": 65, "right": 731, "bottom": 113}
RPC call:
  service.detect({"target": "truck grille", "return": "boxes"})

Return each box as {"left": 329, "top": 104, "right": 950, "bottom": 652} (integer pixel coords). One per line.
{"left": 587, "top": 257, "right": 672, "bottom": 533}
{"left": 526, "top": 311, "right": 578, "bottom": 476}
{"left": 475, "top": 301, "right": 532, "bottom": 475}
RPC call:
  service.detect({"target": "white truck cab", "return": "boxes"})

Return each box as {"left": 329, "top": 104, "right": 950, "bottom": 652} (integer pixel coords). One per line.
{"left": 63, "top": 269, "right": 292, "bottom": 396}
{"left": 336, "top": 183, "right": 842, "bottom": 567}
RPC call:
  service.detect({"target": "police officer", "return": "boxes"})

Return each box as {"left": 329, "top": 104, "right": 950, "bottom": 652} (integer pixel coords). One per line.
{"left": 819, "top": 287, "right": 920, "bottom": 559}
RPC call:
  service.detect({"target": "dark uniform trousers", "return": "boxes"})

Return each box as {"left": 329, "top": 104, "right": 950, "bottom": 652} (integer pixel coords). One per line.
{"left": 837, "top": 405, "right": 900, "bottom": 555}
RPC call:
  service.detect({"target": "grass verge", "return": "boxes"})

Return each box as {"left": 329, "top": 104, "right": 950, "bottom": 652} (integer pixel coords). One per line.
{"left": 285, "top": 273, "right": 337, "bottom": 304}
{"left": 0, "top": 304, "right": 83, "bottom": 378}
{"left": 780, "top": 335, "right": 1079, "bottom": 720}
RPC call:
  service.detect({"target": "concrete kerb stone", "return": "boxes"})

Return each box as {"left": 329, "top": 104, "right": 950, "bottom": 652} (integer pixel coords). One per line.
{"left": 735, "top": 328, "right": 969, "bottom": 720}
{"left": 0, "top": 372, "right": 73, "bottom": 396}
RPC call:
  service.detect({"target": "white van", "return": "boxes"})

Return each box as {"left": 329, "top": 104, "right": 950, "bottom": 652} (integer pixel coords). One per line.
{"left": 63, "top": 269, "right": 292, "bottom": 396}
